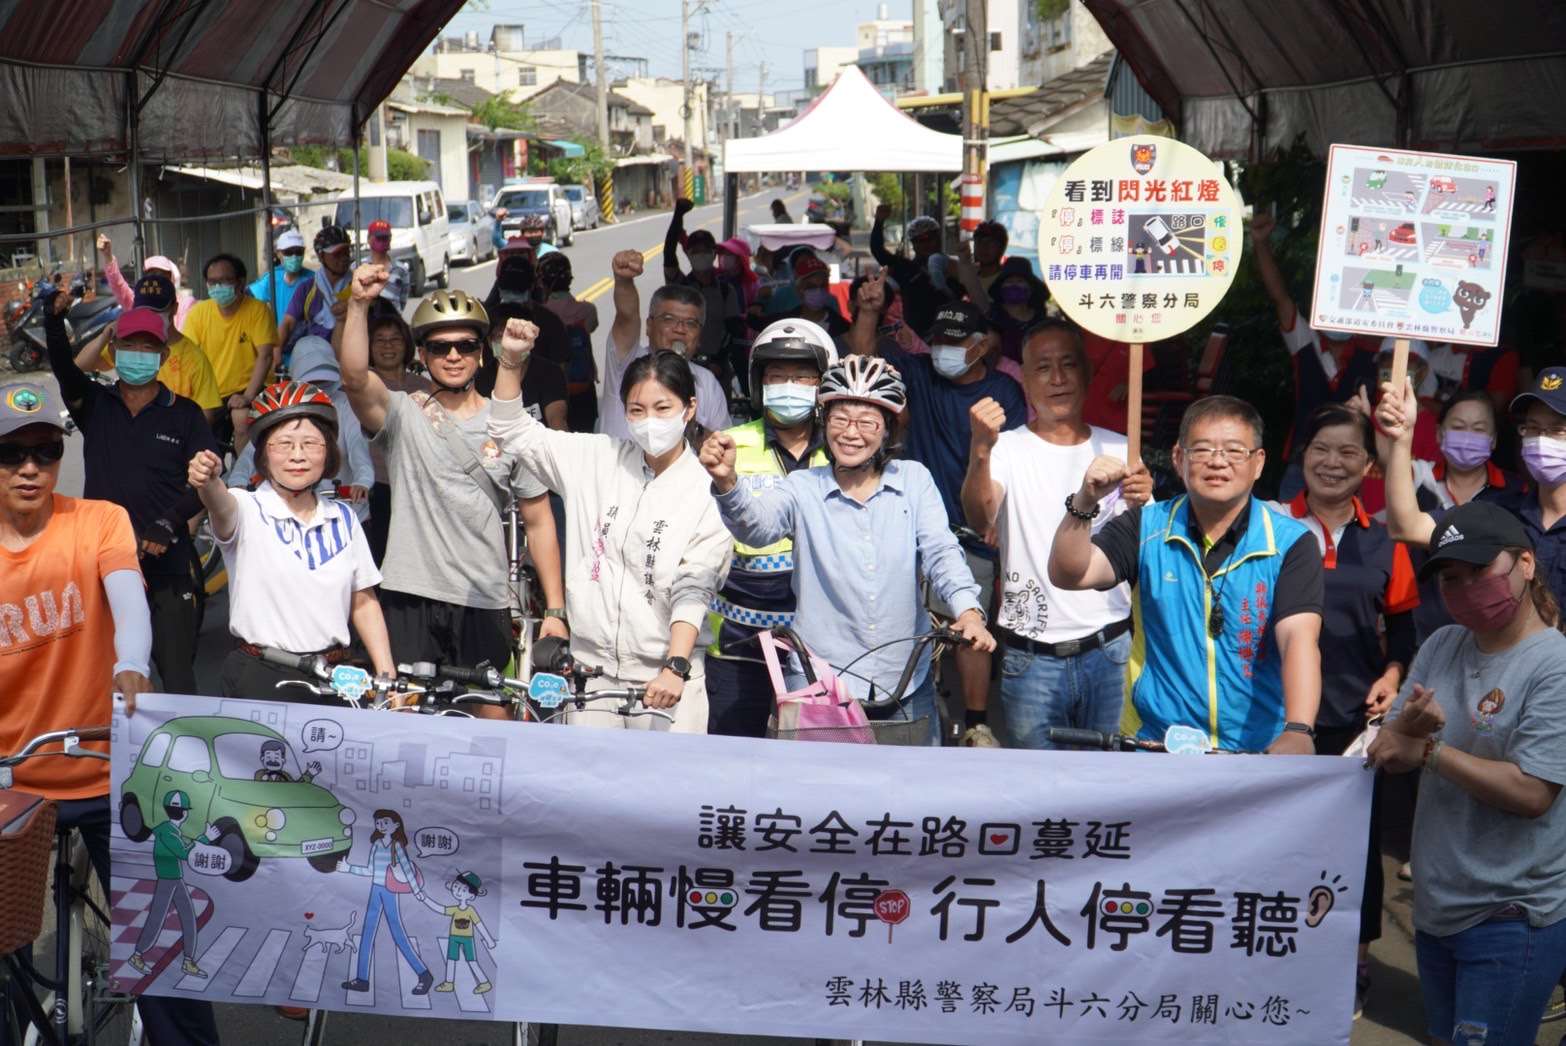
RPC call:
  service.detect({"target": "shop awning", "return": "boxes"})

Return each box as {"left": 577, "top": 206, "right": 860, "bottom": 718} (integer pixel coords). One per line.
{"left": 549, "top": 140, "right": 586, "bottom": 158}
{"left": 0, "top": 0, "right": 468, "bottom": 161}
{"left": 1083, "top": 0, "right": 1566, "bottom": 158}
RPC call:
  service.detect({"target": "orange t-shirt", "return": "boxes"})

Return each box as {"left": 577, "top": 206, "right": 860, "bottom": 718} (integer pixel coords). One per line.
{"left": 0, "top": 496, "right": 140, "bottom": 798}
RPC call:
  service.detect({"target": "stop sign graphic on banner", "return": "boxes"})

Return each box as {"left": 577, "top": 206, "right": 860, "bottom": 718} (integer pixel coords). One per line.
{"left": 875, "top": 888, "right": 911, "bottom": 942}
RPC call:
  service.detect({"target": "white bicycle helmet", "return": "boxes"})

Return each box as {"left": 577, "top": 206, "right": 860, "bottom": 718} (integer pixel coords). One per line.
{"left": 818, "top": 355, "right": 906, "bottom": 417}
{"left": 906, "top": 215, "right": 941, "bottom": 239}
{"left": 748, "top": 317, "right": 838, "bottom": 414}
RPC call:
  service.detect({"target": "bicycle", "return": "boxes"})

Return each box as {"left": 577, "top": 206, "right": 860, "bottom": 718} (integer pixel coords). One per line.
{"left": 769, "top": 626, "right": 968, "bottom": 746}
{"left": 1045, "top": 726, "right": 1252, "bottom": 755}
{"left": 0, "top": 727, "right": 143, "bottom": 1046}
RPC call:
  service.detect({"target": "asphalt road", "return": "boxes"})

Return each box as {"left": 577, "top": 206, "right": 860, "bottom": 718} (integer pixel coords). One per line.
{"left": 24, "top": 189, "right": 1562, "bottom": 1045}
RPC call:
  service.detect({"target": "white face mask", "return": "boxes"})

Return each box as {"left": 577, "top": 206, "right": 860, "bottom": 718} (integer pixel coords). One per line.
{"left": 628, "top": 414, "right": 686, "bottom": 456}
{"left": 931, "top": 343, "right": 974, "bottom": 379}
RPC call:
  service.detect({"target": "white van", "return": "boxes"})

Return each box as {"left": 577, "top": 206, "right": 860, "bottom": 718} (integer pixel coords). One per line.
{"left": 334, "top": 180, "right": 449, "bottom": 295}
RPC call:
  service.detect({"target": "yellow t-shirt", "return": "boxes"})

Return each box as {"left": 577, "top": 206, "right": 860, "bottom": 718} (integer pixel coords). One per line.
{"left": 182, "top": 296, "right": 277, "bottom": 397}
{"left": 101, "top": 332, "right": 221, "bottom": 411}
{"left": 443, "top": 904, "right": 480, "bottom": 938}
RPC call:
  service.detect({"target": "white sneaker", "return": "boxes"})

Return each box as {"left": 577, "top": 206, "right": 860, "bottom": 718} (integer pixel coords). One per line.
{"left": 960, "top": 724, "right": 1000, "bottom": 748}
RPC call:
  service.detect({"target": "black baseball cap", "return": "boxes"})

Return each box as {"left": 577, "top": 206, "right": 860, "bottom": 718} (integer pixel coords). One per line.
{"left": 1510, "top": 366, "right": 1566, "bottom": 418}
{"left": 929, "top": 301, "right": 990, "bottom": 343}
{"left": 1418, "top": 501, "right": 1533, "bottom": 580}
{"left": 132, "top": 273, "right": 176, "bottom": 311}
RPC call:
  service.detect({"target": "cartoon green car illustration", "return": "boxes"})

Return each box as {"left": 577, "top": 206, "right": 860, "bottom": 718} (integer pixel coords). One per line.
{"left": 119, "top": 717, "right": 355, "bottom": 882}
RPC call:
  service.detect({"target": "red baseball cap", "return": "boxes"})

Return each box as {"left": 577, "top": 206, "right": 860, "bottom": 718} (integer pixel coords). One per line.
{"left": 116, "top": 306, "right": 168, "bottom": 343}
{"left": 368, "top": 219, "right": 392, "bottom": 245}
{"left": 791, "top": 252, "right": 828, "bottom": 280}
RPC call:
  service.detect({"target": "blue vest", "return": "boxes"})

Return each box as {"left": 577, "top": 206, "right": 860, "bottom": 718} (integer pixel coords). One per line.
{"left": 1124, "top": 496, "right": 1311, "bottom": 752}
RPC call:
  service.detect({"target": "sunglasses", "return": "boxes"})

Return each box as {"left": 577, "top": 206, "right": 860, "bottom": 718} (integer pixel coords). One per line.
{"left": 424, "top": 338, "right": 484, "bottom": 357}
{"left": 0, "top": 440, "right": 65, "bottom": 468}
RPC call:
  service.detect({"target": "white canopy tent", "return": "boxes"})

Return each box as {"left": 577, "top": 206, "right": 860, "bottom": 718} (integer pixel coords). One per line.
{"left": 721, "top": 66, "right": 962, "bottom": 237}
{"left": 724, "top": 66, "right": 963, "bottom": 174}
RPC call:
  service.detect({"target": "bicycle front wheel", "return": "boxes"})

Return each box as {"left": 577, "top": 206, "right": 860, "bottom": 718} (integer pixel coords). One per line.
{"left": 75, "top": 847, "right": 143, "bottom": 1046}
{"left": 513, "top": 1021, "right": 558, "bottom": 1046}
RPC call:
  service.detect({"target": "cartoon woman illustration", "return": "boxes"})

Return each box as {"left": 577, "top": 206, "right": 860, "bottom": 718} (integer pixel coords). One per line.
{"left": 417, "top": 870, "right": 496, "bottom": 995}
{"left": 338, "top": 809, "right": 434, "bottom": 994}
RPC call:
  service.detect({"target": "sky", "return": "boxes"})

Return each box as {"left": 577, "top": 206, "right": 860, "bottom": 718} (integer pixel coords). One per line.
{"left": 432, "top": 0, "right": 906, "bottom": 92}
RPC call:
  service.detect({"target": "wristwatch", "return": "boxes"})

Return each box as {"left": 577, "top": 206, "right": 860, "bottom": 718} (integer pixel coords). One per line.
{"left": 663, "top": 656, "right": 692, "bottom": 681}
{"left": 1282, "top": 721, "right": 1316, "bottom": 739}
{"left": 542, "top": 608, "right": 568, "bottom": 621}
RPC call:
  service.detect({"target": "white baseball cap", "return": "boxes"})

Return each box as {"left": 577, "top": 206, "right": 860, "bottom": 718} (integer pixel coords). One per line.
{"left": 276, "top": 229, "right": 305, "bottom": 251}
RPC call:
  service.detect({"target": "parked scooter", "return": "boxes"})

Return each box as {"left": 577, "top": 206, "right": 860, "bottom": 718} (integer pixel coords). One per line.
{"left": 7, "top": 272, "right": 121, "bottom": 372}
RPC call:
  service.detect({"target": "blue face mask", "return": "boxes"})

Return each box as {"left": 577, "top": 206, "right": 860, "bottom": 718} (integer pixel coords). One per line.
{"left": 281, "top": 255, "right": 304, "bottom": 274}
{"left": 115, "top": 348, "right": 162, "bottom": 386}
{"left": 762, "top": 382, "right": 817, "bottom": 425}
{"left": 208, "top": 283, "right": 238, "bottom": 307}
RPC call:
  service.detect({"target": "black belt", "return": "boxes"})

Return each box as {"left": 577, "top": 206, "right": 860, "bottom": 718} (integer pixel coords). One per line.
{"left": 999, "top": 618, "right": 1131, "bottom": 659}
{"left": 238, "top": 642, "right": 353, "bottom": 665}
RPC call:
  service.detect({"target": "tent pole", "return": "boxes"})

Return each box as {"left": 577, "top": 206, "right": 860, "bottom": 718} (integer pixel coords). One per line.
{"left": 126, "top": 70, "right": 145, "bottom": 270}
{"left": 723, "top": 173, "right": 737, "bottom": 240}
{"left": 259, "top": 87, "right": 278, "bottom": 333}
{"left": 352, "top": 116, "right": 362, "bottom": 252}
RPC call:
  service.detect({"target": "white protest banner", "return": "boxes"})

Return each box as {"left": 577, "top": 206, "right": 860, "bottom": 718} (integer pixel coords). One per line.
{"left": 110, "top": 695, "right": 1372, "bottom": 1044}
{"left": 1311, "top": 144, "right": 1517, "bottom": 347}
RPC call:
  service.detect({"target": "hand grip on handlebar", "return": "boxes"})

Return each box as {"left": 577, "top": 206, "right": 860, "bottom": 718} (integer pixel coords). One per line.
{"left": 398, "top": 662, "right": 499, "bottom": 687}
{"left": 260, "top": 647, "right": 324, "bottom": 675}
{"left": 1046, "top": 727, "right": 1119, "bottom": 749}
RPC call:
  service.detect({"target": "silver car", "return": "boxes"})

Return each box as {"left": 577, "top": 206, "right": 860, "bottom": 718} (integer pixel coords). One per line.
{"left": 447, "top": 200, "right": 496, "bottom": 265}
{"left": 561, "top": 185, "right": 600, "bottom": 231}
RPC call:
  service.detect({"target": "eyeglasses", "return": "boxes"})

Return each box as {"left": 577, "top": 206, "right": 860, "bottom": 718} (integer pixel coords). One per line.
{"left": 425, "top": 338, "right": 484, "bottom": 357}
{"left": 826, "top": 413, "right": 884, "bottom": 435}
{"left": 206, "top": 279, "right": 238, "bottom": 289}
{"left": 653, "top": 314, "right": 701, "bottom": 331}
{"left": 1183, "top": 444, "right": 1261, "bottom": 465}
{"left": 280, "top": 248, "right": 305, "bottom": 257}
{"left": 267, "top": 439, "right": 328, "bottom": 456}
{"left": 1518, "top": 421, "right": 1566, "bottom": 440}
{"left": 763, "top": 374, "right": 821, "bottom": 387}
{"left": 0, "top": 440, "right": 65, "bottom": 468}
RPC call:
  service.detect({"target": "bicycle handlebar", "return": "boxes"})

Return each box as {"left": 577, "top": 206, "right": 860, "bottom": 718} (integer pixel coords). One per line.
{"left": 865, "top": 627, "right": 967, "bottom": 710}
{"left": 1, "top": 726, "right": 112, "bottom": 772}
{"left": 259, "top": 646, "right": 326, "bottom": 676}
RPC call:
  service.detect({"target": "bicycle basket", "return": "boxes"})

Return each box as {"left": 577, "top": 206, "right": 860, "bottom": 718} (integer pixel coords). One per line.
{"left": 0, "top": 794, "right": 57, "bottom": 955}
{"left": 759, "top": 627, "right": 875, "bottom": 745}
{"left": 770, "top": 716, "right": 931, "bottom": 747}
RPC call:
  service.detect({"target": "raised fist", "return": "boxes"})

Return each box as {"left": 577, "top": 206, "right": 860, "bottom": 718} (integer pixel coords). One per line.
{"left": 500, "top": 317, "right": 539, "bottom": 361}
{"left": 188, "top": 449, "right": 224, "bottom": 490}
{"left": 698, "top": 430, "right": 738, "bottom": 493}
{"left": 856, "top": 269, "right": 887, "bottom": 313}
{"left": 350, "top": 263, "right": 388, "bottom": 302}
{"left": 1250, "top": 208, "right": 1276, "bottom": 243}
{"left": 96, "top": 232, "right": 113, "bottom": 257}
{"left": 969, "top": 397, "right": 1006, "bottom": 451}
{"left": 1078, "top": 454, "right": 1129, "bottom": 508}
{"left": 612, "top": 250, "right": 644, "bottom": 281}
{"left": 674, "top": 198, "right": 695, "bottom": 217}
{"left": 874, "top": 204, "right": 892, "bottom": 224}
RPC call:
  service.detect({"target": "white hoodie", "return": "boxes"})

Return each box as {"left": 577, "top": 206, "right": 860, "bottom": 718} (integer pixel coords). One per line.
{"left": 487, "top": 394, "right": 731, "bottom": 682}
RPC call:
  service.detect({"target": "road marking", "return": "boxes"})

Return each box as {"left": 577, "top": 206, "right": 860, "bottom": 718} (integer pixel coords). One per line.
{"left": 174, "top": 924, "right": 244, "bottom": 991}
{"left": 576, "top": 276, "right": 612, "bottom": 300}
{"left": 582, "top": 243, "right": 665, "bottom": 303}
{"left": 234, "top": 927, "right": 291, "bottom": 997}
{"left": 289, "top": 931, "right": 331, "bottom": 1003}
{"left": 438, "top": 936, "right": 493, "bottom": 1013}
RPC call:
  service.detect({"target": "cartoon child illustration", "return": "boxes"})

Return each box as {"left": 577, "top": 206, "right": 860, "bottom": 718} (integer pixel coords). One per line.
{"left": 254, "top": 738, "right": 320, "bottom": 783}
{"left": 128, "top": 790, "right": 220, "bottom": 977}
{"left": 1473, "top": 688, "right": 1505, "bottom": 732}
{"left": 417, "top": 870, "right": 496, "bottom": 995}
{"left": 1482, "top": 184, "right": 1496, "bottom": 212}
{"left": 338, "top": 809, "right": 434, "bottom": 994}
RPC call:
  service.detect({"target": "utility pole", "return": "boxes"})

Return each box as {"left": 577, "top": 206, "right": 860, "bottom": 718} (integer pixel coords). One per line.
{"left": 959, "top": 0, "right": 989, "bottom": 241}
{"left": 591, "top": 0, "right": 610, "bottom": 151}
{"left": 725, "top": 31, "right": 734, "bottom": 140}
{"left": 681, "top": 0, "right": 694, "bottom": 182}
{"left": 757, "top": 59, "right": 766, "bottom": 133}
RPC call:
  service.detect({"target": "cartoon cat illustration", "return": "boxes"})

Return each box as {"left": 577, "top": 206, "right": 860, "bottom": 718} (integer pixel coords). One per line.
{"left": 303, "top": 910, "right": 359, "bottom": 955}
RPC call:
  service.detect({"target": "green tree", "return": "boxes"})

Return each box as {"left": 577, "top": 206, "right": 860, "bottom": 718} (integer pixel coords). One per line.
{"left": 290, "top": 145, "right": 427, "bottom": 181}
{"left": 469, "top": 95, "right": 536, "bottom": 133}
{"left": 545, "top": 137, "right": 615, "bottom": 188}
{"left": 867, "top": 172, "right": 903, "bottom": 211}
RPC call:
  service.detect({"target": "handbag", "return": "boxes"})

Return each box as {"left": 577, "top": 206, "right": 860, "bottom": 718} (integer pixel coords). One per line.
{"left": 383, "top": 843, "right": 425, "bottom": 895}
{"left": 759, "top": 627, "right": 875, "bottom": 744}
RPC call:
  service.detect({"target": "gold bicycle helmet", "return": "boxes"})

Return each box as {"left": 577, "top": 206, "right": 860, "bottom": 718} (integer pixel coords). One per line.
{"left": 410, "top": 289, "right": 490, "bottom": 342}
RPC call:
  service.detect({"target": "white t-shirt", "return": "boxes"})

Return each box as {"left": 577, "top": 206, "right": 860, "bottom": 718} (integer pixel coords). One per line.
{"left": 220, "top": 483, "right": 382, "bottom": 652}
{"left": 598, "top": 337, "right": 732, "bottom": 441}
{"left": 989, "top": 426, "right": 1132, "bottom": 643}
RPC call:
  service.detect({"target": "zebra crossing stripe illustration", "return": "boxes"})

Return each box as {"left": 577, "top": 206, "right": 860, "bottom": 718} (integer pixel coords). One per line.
{"left": 1151, "top": 257, "right": 1206, "bottom": 275}
{"left": 108, "top": 875, "right": 215, "bottom": 994}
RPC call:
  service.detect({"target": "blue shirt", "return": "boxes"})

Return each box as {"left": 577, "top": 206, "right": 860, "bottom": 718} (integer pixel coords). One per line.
{"left": 881, "top": 344, "right": 1027, "bottom": 534}
{"left": 715, "top": 459, "right": 982, "bottom": 700}
{"left": 248, "top": 267, "right": 311, "bottom": 328}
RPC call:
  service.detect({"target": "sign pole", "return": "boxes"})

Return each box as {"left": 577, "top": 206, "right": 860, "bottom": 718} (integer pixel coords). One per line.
{"left": 1126, "top": 342, "right": 1145, "bottom": 464}
{"left": 1389, "top": 337, "right": 1410, "bottom": 396}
